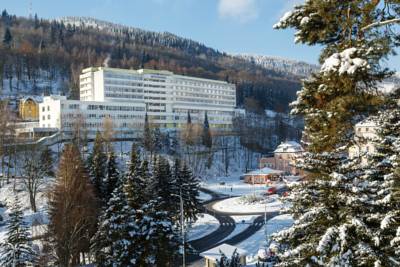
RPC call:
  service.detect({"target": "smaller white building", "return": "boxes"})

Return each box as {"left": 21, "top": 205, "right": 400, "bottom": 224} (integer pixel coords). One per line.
{"left": 349, "top": 119, "right": 378, "bottom": 165}
{"left": 39, "top": 95, "right": 146, "bottom": 138}
{"left": 200, "top": 243, "right": 247, "bottom": 267}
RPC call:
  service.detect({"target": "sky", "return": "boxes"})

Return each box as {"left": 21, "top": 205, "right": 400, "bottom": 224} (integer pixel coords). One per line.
{"left": 2, "top": 0, "right": 399, "bottom": 70}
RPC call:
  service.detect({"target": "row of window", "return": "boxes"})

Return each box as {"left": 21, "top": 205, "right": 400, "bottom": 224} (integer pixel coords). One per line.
{"left": 86, "top": 105, "right": 145, "bottom": 112}
{"left": 175, "top": 97, "right": 235, "bottom": 106}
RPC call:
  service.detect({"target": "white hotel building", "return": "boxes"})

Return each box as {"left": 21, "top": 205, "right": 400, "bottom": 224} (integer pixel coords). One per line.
{"left": 39, "top": 67, "right": 240, "bottom": 137}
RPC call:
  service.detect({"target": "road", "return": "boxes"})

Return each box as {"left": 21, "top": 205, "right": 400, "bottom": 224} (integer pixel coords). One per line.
{"left": 187, "top": 188, "right": 280, "bottom": 266}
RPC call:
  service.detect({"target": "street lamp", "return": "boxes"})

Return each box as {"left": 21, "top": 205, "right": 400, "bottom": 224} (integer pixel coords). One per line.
{"left": 172, "top": 190, "right": 185, "bottom": 267}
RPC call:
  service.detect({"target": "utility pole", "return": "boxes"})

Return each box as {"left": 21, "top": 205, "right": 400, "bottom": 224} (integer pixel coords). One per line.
{"left": 264, "top": 203, "right": 268, "bottom": 241}
{"left": 179, "top": 189, "right": 186, "bottom": 267}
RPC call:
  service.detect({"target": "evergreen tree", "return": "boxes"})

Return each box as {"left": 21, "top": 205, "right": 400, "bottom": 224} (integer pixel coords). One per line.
{"left": 173, "top": 159, "right": 201, "bottom": 222}
{"left": 40, "top": 146, "right": 54, "bottom": 177}
{"left": 143, "top": 113, "right": 154, "bottom": 155}
{"left": 202, "top": 112, "right": 213, "bottom": 168}
{"left": 87, "top": 132, "right": 107, "bottom": 201}
{"left": 92, "top": 179, "right": 143, "bottom": 267}
{"left": 148, "top": 156, "right": 175, "bottom": 216}
{"left": 124, "top": 144, "right": 147, "bottom": 209}
{"left": 152, "top": 126, "right": 162, "bottom": 153}
{"left": 3, "top": 27, "right": 12, "bottom": 47}
{"left": 202, "top": 112, "right": 212, "bottom": 148}
{"left": 102, "top": 150, "right": 120, "bottom": 203}
{"left": 187, "top": 110, "right": 192, "bottom": 124}
{"left": 0, "top": 196, "right": 36, "bottom": 267}
{"left": 272, "top": 1, "right": 400, "bottom": 265}
{"left": 140, "top": 199, "right": 180, "bottom": 266}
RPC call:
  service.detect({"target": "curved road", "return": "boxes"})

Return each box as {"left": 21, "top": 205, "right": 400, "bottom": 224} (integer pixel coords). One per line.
{"left": 187, "top": 188, "right": 280, "bottom": 264}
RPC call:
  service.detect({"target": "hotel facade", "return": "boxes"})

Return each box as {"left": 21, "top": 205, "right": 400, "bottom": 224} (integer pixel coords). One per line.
{"left": 39, "top": 67, "right": 240, "bottom": 137}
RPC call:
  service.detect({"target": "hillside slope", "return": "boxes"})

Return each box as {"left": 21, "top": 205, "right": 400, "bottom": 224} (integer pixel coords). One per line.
{"left": 0, "top": 13, "right": 305, "bottom": 111}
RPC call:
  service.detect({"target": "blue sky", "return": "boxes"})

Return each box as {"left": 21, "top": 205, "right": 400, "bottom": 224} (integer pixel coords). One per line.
{"left": 2, "top": 0, "right": 399, "bottom": 69}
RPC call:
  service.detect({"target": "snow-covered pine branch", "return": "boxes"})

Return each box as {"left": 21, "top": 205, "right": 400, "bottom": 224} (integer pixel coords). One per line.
{"left": 361, "top": 18, "right": 400, "bottom": 31}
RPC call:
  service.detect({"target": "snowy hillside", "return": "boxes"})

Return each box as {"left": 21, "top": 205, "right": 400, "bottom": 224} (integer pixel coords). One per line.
{"left": 236, "top": 54, "right": 319, "bottom": 77}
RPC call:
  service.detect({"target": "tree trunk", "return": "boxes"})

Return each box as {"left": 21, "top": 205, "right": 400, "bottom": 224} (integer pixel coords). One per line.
{"left": 29, "top": 192, "right": 37, "bottom": 212}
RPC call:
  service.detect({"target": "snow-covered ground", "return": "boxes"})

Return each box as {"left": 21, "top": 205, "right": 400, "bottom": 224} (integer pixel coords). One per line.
{"left": 0, "top": 180, "right": 50, "bottom": 243}
{"left": 238, "top": 214, "right": 294, "bottom": 265}
{"left": 201, "top": 175, "right": 270, "bottom": 197}
{"left": 187, "top": 213, "right": 219, "bottom": 241}
{"left": 199, "top": 191, "right": 213, "bottom": 202}
{"left": 212, "top": 196, "right": 283, "bottom": 214}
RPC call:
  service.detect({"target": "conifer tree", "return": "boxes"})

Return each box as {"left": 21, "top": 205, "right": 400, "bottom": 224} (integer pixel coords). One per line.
{"left": 124, "top": 144, "right": 147, "bottom": 209}
{"left": 0, "top": 196, "right": 36, "bottom": 267}
{"left": 140, "top": 199, "right": 180, "bottom": 266}
{"left": 173, "top": 159, "right": 201, "bottom": 222}
{"left": 148, "top": 156, "right": 175, "bottom": 216}
{"left": 92, "top": 178, "right": 143, "bottom": 267}
{"left": 143, "top": 113, "right": 154, "bottom": 155}
{"left": 202, "top": 112, "right": 212, "bottom": 148}
{"left": 48, "top": 144, "right": 98, "bottom": 267}
{"left": 3, "top": 27, "right": 12, "bottom": 47}
{"left": 152, "top": 127, "right": 162, "bottom": 153}
{"left": 40, "top": 146, "right": 54, "bottom": 177}
{"left": 202, "top": 112, "right": 213, "bottom": 168}
{"left": 272, "top": 1, "right": 400, "bottom": 265}
{"left": 102, "top": 150, "right": 120, "bottom": 203}
{"left": 87, "top": 132, "right": 107, "bottom": 200}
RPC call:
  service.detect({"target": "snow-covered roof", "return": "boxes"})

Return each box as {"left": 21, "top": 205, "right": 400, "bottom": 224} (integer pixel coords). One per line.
{"left": 245, "top": 167, "right": 284, "bottom": 176}
{"left": 355, "top": 119, "right": 377, "bottom": 128}
{"left": 274, "top": 141, "right": 303, "bottom": 153}
{"left": 200, "top": 243, "right": 247, "bottom": 261}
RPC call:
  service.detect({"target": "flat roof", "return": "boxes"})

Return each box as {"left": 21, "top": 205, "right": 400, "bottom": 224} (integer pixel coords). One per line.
{"left": 200, "top": 243, "right": 247, "bottom": 261}
{"left": 81, "top": 67, "right": 234, "bottom": 85}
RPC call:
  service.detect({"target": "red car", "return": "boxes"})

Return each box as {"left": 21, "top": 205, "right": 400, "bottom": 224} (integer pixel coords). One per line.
{"left": 266, "top": 187, "right": 277, "bottom": 195}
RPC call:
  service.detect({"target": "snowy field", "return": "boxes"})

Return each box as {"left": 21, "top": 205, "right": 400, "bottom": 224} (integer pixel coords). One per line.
{"left": 198, "top": 191, "right": 213, "bottom": 202}
{"left": 201, "top": 175, "right": 271, "bottom": 197}
{"left": 187, "top": 213, "right": 219, "bottom": 241}
{"left": 0, "top": 180, "right": 50, "bottom": 244}
{"left": 212, "top": 196, "right": 283, "bottom": 214}
{"left": 238, "top": 214, "right": 294, "bottom": 265}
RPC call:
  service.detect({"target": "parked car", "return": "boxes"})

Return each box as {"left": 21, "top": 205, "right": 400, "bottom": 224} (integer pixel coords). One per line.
{"left": 266, "top": 187, "right": 277, "bottom": 195}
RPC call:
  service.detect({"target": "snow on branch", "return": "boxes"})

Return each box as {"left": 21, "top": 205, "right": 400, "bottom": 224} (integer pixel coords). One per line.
{"left": 321, "top": 48, "right": 369, "bottom": 76}
{"left": 361, "top": 18, "right": 400, "bottom": 31}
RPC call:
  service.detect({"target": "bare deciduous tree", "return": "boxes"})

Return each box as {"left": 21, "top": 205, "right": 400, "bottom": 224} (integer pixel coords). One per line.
{"left": 20, "top": 145, "right": 46, "bottom": 212}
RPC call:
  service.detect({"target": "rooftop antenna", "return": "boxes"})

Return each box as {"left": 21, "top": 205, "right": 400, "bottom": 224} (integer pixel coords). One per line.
{"left": 28, "top": 0, "right": 33, "bottom": 19}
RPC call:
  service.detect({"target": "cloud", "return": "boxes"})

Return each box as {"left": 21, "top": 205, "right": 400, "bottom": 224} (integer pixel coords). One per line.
{"left": 218, "top": 0, "right": 259, "bottom": 23}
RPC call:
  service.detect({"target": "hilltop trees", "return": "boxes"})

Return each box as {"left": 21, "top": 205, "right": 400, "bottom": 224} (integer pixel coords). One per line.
{"left": 48, "top": 144, "right": 98, "bottom": 267}
{"left": 272, "top": 0, "right": 400, "bottom": 265}
{"left": 2, "top": 27, "right": 12, "bottom": 47}
{"left": 0, "top": 196, "right": 36, "bottom": 267}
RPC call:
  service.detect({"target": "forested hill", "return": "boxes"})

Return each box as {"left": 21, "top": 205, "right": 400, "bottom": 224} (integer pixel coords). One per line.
{"left": 0, "top": 12, "right": 305, "bottom": 112}
{"left": 236, "top": 54, "right": 319, "bottom": 78}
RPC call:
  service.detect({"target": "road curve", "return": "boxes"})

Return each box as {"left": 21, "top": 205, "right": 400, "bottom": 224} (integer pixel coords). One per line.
{"left": 187, "top": 188, "right": 281, "bottom": 265}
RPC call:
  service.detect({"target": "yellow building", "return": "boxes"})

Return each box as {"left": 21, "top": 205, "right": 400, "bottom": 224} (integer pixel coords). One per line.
{"left": 19, "top": 97, "right": 40, "bottom": 121}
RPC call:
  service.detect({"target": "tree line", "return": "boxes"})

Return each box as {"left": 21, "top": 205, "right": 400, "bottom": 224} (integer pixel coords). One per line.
{"left": 0, "top": 10, "right": 301, "bottom": 111}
